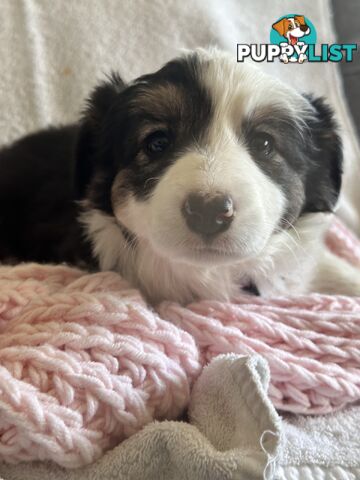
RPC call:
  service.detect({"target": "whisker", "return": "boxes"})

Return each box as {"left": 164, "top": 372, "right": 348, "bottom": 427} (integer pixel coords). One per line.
{"left": 280, "top": 217, "right": 301, "bottom": 240}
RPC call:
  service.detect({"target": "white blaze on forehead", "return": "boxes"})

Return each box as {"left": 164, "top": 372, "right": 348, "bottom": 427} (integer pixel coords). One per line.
{"left": 194, "top": 48, "right": 309, "bottom": 122}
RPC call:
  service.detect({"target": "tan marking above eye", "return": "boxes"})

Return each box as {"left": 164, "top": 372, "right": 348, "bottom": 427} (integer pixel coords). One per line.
{"left": 137, "top": 124, "right": 168, "bottom": 144}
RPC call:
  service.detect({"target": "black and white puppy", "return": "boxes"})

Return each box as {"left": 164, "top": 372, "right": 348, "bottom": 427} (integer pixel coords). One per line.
{"left": 0, "top": 49, "right": 359, "bottom": 303}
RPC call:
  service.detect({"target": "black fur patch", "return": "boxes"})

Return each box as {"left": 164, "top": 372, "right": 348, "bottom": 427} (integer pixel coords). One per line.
{"left": 243, "top": 97, "right": 342, "bottom": 228}
{"left": 0, "top": 55, "right": 213, "bottom": 265}
{"left": 77, "top": 55, "right": 213, "bottom": 212}
{"left": 0, "top": 127, "right": 94, "bottom": 265}
{"left": 301, "top": 96, "right": 343, "bottom": 213}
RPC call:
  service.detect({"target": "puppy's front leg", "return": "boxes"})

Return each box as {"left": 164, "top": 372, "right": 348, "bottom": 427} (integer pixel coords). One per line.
{"left": 310, "top": 248, "right": 360, "bottom": 296}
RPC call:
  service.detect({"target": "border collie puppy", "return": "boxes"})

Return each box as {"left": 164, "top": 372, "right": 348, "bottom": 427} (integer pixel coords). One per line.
{"left": 0, "top": 49, "right": 359, "bottom": 303}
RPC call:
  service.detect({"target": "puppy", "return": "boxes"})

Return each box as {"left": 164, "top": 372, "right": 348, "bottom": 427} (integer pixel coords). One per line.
{"left": 0, "top": 49, "right": 359, "bottom": 303}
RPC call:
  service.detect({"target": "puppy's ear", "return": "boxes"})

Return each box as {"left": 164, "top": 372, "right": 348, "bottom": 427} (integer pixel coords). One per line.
{"left": 74, "top": 73, "right": 125, "bottom": 198}
{"left": 303, "top": 96, "right": 343, "bottom": 213}
{"left": 272, "top": 18, "right": 287, "bottom": 37}
{"left": 294, "top": 15, "right": 306, "bottom": 25}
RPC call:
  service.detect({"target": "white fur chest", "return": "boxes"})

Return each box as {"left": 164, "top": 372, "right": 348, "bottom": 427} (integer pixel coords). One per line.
{"left": 81, "top": 209, "right": 329, "bottom": 304}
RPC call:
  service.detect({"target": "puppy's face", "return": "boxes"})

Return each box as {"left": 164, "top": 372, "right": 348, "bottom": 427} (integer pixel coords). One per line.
{"left": 77, "top": 50, "right": 342, "bottom": 266}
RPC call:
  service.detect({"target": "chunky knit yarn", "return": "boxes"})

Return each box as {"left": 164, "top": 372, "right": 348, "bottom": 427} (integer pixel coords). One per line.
{"left": 0, "top": 266, "right": 201, "bottom": 467}
{"left": 0, "top": 218, "right": 359, "bottom": 467}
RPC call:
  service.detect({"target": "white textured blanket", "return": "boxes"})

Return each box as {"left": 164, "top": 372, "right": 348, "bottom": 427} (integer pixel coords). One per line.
{"left": 0, "top": 1, "right": 359, "bottom": 479}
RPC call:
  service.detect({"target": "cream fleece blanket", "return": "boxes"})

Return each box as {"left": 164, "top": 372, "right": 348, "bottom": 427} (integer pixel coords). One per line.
{"left": 0, "top": 1, "right": 359, "bottom": 479}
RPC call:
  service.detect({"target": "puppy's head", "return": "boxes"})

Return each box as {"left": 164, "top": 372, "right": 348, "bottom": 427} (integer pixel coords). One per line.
{"left": 76, "top": 49, "right": 342, "bottom": 266}
{"left": 272, "top": 16, "right": 310, "bottom": 44}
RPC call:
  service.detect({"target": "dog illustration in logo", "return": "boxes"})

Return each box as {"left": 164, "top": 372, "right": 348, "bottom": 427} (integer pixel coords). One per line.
{"left": 272, "top": 15, "right": 311, "bottom": 63}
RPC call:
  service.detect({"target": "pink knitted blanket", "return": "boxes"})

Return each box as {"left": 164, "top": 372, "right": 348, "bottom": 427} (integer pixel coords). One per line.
{"left": 0, "top": 218, "right": 359, "bottom": 467}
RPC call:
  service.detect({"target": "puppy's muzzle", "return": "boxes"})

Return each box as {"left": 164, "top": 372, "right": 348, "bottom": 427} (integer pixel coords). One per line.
{"left": 182, "top": 193, "right": 234, "bottom": 239}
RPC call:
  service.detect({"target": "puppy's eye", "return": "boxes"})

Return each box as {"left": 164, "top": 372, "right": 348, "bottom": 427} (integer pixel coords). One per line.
{"left": 288, "top": 24, "right": 293, "bottom": 30}
{"left": 249, "top": 132, "right": 275, "bottom": 157}
{"left": 145, "top": 131, "right": 170, "bottom": 155}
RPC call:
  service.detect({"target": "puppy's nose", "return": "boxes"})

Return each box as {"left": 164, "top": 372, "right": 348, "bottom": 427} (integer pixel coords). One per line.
{"left": 182, "top": 193, "right": 235, "bottom": 237}
{"left": 300, "top": 24, "right": 309, "bottom": 32}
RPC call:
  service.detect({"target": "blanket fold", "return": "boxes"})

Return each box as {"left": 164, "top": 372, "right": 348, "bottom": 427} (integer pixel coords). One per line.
{"left": 0, "top": 354, "right": 281, "bottom": 480}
